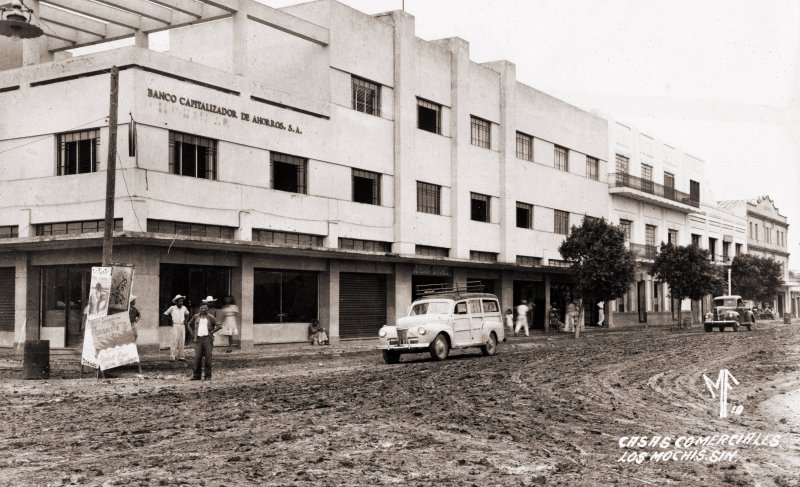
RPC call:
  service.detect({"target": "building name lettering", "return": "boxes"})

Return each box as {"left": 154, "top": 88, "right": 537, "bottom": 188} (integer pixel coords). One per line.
{"left": 146, "top": 88, "right": 302, "bottom": 134}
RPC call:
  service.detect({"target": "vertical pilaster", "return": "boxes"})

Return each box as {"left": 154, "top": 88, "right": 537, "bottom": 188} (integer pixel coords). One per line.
{"left": 500, "top": 270, "right": 514, "bottom": 314}
{"left": 232, "top": 9, "right": 250, "bottom": 78}
{"left": 22, "top": 0, "right": 47, "bottom": 66}
{"left": 134, "top": 30, "right": 149, "bottom": 49}
{"left": 390, "top": 263, "right": 413, "bottom": 322}
{"left": 239, "top": 254, "right": 254, "bottom": 350}
{"left": 319, "top": 261, "right": 340, "bottom": 344}
{"left": 13, "top": 253, "right": 28, "bottom": 349}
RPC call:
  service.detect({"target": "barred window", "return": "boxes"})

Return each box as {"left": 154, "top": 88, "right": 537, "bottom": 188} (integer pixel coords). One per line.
{"left": 641, "top": 164, "right": 654, "bottom": 192}
{"left": 547, "top": 259, "right": 571, "bottom": 268}
{"left": 554, "top": 210, "right": 569, "bottom": 235}
{"left": 271, "top": 152, "right": 307, "bottom": 194}
{"left": 0, "top": 225, "right": 19, "bottom": 238}
{"left": 37, "top": 219, "right": 122, "bottom": 236}
{"left": 663, "top": 171, "right": 675, "bottom": 189}
{"left": 415, "top": 245, "right": 449, "bottom": 258}
{"left": 554, "top": 146, "right": 568, "bottom": 171}
{"left": 417, "top": 181, "right": 441, "bottom": 215}
{"left": 516, "top": 255, "right": 541, "bottom": 267}
{"left": 586, "top": 156, "right": 599, "bottom": 181}
{"left": 352, "top": 169, "right": 381, "bottom": 205}
{"left": 645, "top": 224, "right": 657, "bottom": 247}
{"left": 254, "top": 229, "right": 323, "bottom": 247}
{"left": 470, "top": 251, "right": 498, "bottom": 263}
{"left": 169, "top": 131, "right": 217, "bottom": 180}
{"left": 470, "top": 192, "right": 490, "bottom": 223}
{"left": 470, "top": 116, "right": 490, "bottom": 148}
{"left": 146, "top": 219, "right": 234, "bottom": 239}
{"left": 619, "top": 219, "right": 632, "bottom": 241}
{"left": 338, "top": 238, "right": 391, "bottom": 253}
{"left": 516, "top": 202, "right": 532, "bottom": 229}
{"left": 691, "top": 233, "right": 701, "bottom": 247}
{"left": 352, "top": 76, "right": 381, "bottom": 116}
{"left": 417, "top": 98, "right": 441, "bottom": 134}
{"left": 58, "top": 129, "right": 99, "bottom": 175}
{"left": 516, "top": 132, "right": 533, "bottom": 161}
{"left": 668, "top": 229, "right": 678, "bottom": 245}
{"left": 615, "top": 154, "right": 629, "bottom": 174}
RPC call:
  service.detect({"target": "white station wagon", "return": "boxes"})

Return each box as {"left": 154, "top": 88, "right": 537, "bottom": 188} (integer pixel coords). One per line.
{"left": 377, "top": 291, "right": 505, "bottom": 363}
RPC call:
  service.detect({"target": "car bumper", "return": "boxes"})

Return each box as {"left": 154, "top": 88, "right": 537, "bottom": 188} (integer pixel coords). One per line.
{"left": 704, "top": 320, "right": 737, "bottom": 325}
{"left": 377, "top": 344, "right": 430, "bottom": 352}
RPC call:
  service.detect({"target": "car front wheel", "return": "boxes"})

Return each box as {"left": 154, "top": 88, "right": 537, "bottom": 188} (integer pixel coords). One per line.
{"left": 481, "top": 332, "right": 498, "bottom": 356}
{"left": 382, "top": 350, "right": 400, "bottom": 364}
{"left": 429, "top": 333, "right": 449, "bottom": 361}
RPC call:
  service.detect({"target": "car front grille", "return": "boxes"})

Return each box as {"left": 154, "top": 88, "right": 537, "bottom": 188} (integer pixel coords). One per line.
{"left": 397, "top": 329, "right": 408, "bottom": 344}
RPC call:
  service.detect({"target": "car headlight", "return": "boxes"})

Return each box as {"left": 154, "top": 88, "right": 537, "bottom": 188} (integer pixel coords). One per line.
{"left": 379, "top": 329, "right": 387, "bottom": 338}
{"left": 417, "top": 327, "right": 426, "bottom": 335}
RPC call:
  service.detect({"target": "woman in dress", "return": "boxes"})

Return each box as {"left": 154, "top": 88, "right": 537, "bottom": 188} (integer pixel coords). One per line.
{"left": 220, "top": 295, "right": 240, "bottom": 352}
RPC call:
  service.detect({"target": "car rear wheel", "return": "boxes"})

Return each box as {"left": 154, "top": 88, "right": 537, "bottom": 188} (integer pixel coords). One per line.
{"left": 382, "top": 350, "right": 400, "bottom": 364}
{"left": 481, "top": 332, "right": 498, "bottom": 356}
{"left": 429, "top": 333, "right": 449, "bottom": 361}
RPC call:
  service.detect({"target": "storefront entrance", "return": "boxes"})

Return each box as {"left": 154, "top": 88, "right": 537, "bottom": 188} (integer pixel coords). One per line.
{"left": 514, "top": 280, "right": 544, "bottom": 329}
{"left": 41, "top": 265, "right": 93, "bottom": 347}
{"left": 339, "top": 272, "right": 386, "bottom": 339}
{"left": 159, "top": 264, "right": 231, "bottom": 329}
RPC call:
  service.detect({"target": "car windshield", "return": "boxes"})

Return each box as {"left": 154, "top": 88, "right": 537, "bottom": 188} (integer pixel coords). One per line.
{"left": 715, "top": 298, "right": 737, "bottom": 307}
{"left": 409, "top": 301, "right": 451, "bottom": 316}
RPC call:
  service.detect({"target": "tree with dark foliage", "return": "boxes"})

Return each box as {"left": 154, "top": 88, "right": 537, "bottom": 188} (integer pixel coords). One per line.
{"left": 730, "top": 254, "right": 783, "bottom": 305}
{"left": 558, "top": 218, "right": 636, "bottom": 337}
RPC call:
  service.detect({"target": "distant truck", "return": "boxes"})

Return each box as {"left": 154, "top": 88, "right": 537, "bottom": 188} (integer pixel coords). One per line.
{"left": 703, "top": 295, "right": 756, "bottom": 332}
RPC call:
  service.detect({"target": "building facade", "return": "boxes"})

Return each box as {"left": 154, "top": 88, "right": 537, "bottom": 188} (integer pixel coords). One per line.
{"left": 0, "top": 0, "right": 611, "bottom": 349}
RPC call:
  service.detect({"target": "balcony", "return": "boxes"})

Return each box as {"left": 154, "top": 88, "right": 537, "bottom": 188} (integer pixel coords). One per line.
{"left": 630, "top": 243, "right": 658, "bottom": 261}
{"left": 608, "top": 173, "right": 700, "bottom": 212}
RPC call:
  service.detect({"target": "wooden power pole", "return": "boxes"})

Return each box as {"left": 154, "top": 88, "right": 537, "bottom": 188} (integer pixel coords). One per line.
{"left": 102, "top": 66, "right": 119, "bottom": 267}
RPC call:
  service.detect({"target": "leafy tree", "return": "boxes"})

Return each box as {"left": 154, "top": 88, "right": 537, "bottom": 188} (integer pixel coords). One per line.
{"left": 730, "top": 254, "right": 783, "bottom": 304}
{"left": 650, "top": 243, "right": 724, "bottom": 324}
{"left": 558, "top": 218, "right": 636, "bottom": 337}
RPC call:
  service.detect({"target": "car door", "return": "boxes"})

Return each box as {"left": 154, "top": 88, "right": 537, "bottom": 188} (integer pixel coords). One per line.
{"left": 452, "top": 301, "right": 471, "bottom": 346}
{"left": 468, "top": 299, "right": 483, "bottom": 343}
{"left": 481, "top": 299, "right": 501, "bottom": 338}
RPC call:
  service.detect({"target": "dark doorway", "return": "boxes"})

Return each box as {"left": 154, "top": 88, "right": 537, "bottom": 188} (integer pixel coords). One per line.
{"left": 466, "top": 277, "right": 496, "bottom": 295}
{"left": 41, "top": 266, "right": 93, "bottom": 347}
{"left": 637, "top": 280, "right": 647, "bottom": 323}
{"left": 514, "top": 280, "right": 545, "bottom": 329}
{"left": 412, "top": 275, "right": 451, "bottom": 302}
{"left": 159, "top": 264, "right": 231, "bottom": 337}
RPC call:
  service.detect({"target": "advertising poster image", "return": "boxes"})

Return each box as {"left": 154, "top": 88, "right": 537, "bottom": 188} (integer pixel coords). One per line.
{"left": 87, "top": 267, "right": 111, "bottom": 321}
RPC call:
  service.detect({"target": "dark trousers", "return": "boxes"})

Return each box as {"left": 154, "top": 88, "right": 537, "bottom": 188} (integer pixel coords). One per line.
{"left": 193, "top": 336, "right": 213, "bottom": 379}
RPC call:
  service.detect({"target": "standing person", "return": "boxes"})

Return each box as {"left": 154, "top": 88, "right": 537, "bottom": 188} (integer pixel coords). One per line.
{"left": 188, "top": 304, "right": 220, "bottom": 381}
{"left": 128, "top": 295, "right": 141, "bottom": 342}
{"left": 504, "top": 309, "right": 514, "bottom": 335}
{"left": 565, "top": 301, "right": 577, "bottom": 332}
{"left": 219, "top": 295, "right": 240, "bottom": 353}
{"left": 597, "top": 301, "right": 605, "bottom": 327}
{"left": 163, "top": 294, "right": 190, "bottom": 361}
{"left": 514, "top": 300, "right": 530, "bottom": 337}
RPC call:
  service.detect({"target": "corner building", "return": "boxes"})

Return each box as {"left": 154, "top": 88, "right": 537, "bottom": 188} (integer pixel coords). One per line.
{"left": 0, "top": 0, "right": 610, "bottom": 349}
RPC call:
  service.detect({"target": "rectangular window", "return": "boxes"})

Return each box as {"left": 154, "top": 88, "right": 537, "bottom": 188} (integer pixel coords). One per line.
{"left": 641, "top": 164, "right": 653, "bottom": 193}
{"left": 470, "top": 193, "right": 490, "bottom": 222}
{"left": 619, "top": 219, "right": 632, "bottom": 241}
{"left": 253, "top": 270, "right": 318, "bottom": 323}
{"left": 37, "top": 219, "right": 122, "bottom": 236}
{"left": 169, "top": 131, "right": 217, "bottom": 180}
{"left": 653, "top": 282, "right": 660, "bottom": 312}
{"left": 547, "top": 259, "right": 571, "bottom": 268}
{"left": 470, "top": 116, "right": 490, "bottom": 148}
{"left": 470, "top": 251, "right": 498, "bottom": 263}
{"left": 338, "top": 238, "right": 391, "bottom": 253}
{"left": 146, "top": 219, "right": 234, "bottom": 239}
{"left": 415, "top": 245, "right": 449, "bottom": 258}
{"left": 253, "top": 229, "right": 323, "bottom": 247}
{"left": 352, "top": 169, "right": 381, "bottom": 205}
{"left": 689, "top": 180, "right": 700, "bottom": 204}
{"left": 723, "top": 242, "right": 730, "bottom": 262}
{"left": 516, "top": 202, "right": 532, "bottom": 229}
{"left": 417, "top": 98, "right": 441, "bottom": 134}
{"left": 691, "top": 233, "right": 701, "bottom": 247}
{"left": 516, "top": 255, "right": 542, "bottom": 267}
{"left": 735, "top": 243, "right": 742, "bottom": 256}
{"left": 516, "top": 132, "right": 533, "bottom": 161}
{"left": 708, "top": 237, "right": 717, "bottom": 261}
{"left": 0, "top": 267, "right": 14, "bottom": 332}
{"left": 58, "top": 129, "right": 99, "bottom": 175}
{"left": 554, "top": 146, "right": 569, "bottom": 171}
{"left": 663, "top": 172, "right": 675, "bottom": 188}
{"left": 667, "top": 229, "right": 678, "bottom": 245}
{"left": 586, "top": 156, "right": 599, "bottom": 180}
{"left": 755, "top": 224, "right": 759, "bottom": 241}
{"left": 271, "top": 152, "right": 307, "bottom": 194}
{"left": 645, "top": 225, "right": 656, "bottom": 247}
{"left": 0, "top": 225, "right": 18, "bottom": 238}
{"left": 554, "top": 210, "right": 569, "bottom": 235}
{"left": 615, "top": 154, "right": 629, "bottom": 174}
{"left": 416, "top": 181, "right": 441, "bottom": 215}
{"left": 351, "top": 76, "right": 380, "bottom": 116}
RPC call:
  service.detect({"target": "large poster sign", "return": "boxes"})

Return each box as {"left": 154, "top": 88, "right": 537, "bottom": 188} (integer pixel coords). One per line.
{"left": 88, "top": 312, "right": 140, "bottom": 371}
{"left": 108, "top": 266, "right": 133, "bottom": 315}
{"left": 87, "top": 267, "right": 111, "bottom": 320}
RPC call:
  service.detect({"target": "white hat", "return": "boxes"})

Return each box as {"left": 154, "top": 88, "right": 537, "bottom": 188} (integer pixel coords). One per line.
{"left": 201, "top": 295, "right": 217, "bottom": 304}
{"left": 172, "top": 294, "right": 186, "bottom": 304}
{"left": 129, "top": 295, "right": 137, "bottom": 303}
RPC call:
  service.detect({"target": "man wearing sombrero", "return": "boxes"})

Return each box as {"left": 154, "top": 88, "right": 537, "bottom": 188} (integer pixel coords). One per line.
{"left": 163, "top": 294, "right": 190, "bottom": 361}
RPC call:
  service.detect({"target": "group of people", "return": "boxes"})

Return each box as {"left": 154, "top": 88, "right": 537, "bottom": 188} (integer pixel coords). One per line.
{"left": 162, "top": 294, "right": 240, "bottom": 381}
{"left": 505, "top": 299, "right": 607, "bottom": 336}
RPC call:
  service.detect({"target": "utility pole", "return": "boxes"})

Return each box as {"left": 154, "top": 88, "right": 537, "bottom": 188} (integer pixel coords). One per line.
{"left": 102, "top": 66, "right": 119, "bottom": 267}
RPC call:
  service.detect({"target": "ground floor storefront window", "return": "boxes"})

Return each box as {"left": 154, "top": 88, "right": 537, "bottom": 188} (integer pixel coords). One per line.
{"left": 41, "top": 266, "right": 93, "bottom": 346}
{"left": 159, "top": 264, "right": 231, "bottom": 321}
{"left": 253, "top": 270, "right": 318, "bottom": 323}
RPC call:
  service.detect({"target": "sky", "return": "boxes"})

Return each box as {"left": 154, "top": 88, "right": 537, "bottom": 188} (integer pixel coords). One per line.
{"left": 260, "top": 0, "right": 800, "bottom": 268}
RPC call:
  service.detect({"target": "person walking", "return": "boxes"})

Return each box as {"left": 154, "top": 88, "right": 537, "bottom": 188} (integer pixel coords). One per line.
{"left": 163, "top": 294, "right": 190, "bottom": 361}
{"left": 219, "top": 295, "right": 240, "bottom": 353}
{"left": 597, "top": 301, "right": 605, "bottom": 327}
{"left": 514, "top": 300, "right": 530, "bottom": 337}
{"left": 128, "top": 295, "right": 141, "bottom": 342}
{"left": 188, "top": 303, "right": 220, "bottom": 381}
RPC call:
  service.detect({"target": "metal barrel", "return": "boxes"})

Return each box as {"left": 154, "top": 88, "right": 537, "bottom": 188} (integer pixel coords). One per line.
{"left": 784, "top": 313, "right": 792, "bottom": 325}
{"left": 22, "top": 340, "right": 50, "bottom": 380}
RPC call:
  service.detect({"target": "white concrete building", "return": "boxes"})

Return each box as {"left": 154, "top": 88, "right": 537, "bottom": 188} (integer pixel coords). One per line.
{"left": 0, "top": 0, "right": 610, "bottom": 349}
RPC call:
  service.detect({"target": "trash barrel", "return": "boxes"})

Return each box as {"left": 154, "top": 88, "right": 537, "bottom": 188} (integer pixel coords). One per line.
{"left": 23, "top": 340, "right": 50, "bottom": 380}
{"left": 784, "top": 313, "right": 792, "bottom": 324}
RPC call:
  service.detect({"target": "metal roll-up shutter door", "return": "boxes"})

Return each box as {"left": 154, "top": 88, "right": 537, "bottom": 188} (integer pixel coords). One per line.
{"left": 0, "top": 268, "right": 14, "bottom": 332}
{"left": 339, "top": 272, "right": 387, "bottom": 339}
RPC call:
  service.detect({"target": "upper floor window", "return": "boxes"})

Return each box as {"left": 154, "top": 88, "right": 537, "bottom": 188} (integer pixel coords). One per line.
{"left": 470, "top": 116, "right": 490, "bottom": 148}
{"left": 516, "top": 202, "right": 533, "bottom": 229}
{"left": 667, "top": 229, "right": 678, "bottom": 245}
{"left": 37, "top": 219, "right": 122, "bottom": 236}
{"left": 691, "top": 233, "right": 701, "bottom": 247}
{"left": 339, "top": 238, "right": 391, "bottom": 253}
{"left": 417, "top": 181, "right": 441, "bottom": 215}
{"left": 352, "top": 169, "right": 381, "bottom": 205}
{"left": 619, "top": 219, "right": 632, "bottom": 241}
{"left": 470, "top": 192, "right": 490, "bottom": 222}
{"left": 169, "top": 131, "right": 217, "bottom": 180}
{"left": 417, "top": 98, "right": 441, "bottom": 134}
{"left": 0, "top": 225, "right": 19, "bottom": 238}
{"left": 253, "top": 229, "right": 323, "bottom": 247}
{"left": 708, "top": 237, "right": 717, "bottom": 260}
{"left": 516, "top": 255, "right": 542, "bottom": 267}
{"left": 641, "top": 164, "right": 653, "bottom": 192}
{"left": 470, "top": 250, "right": 498, "bottom": 263}
{"left": 645, "top": 225, "right": 657, "bottom": 247}
{"left": 58, "top": 129, "right": 99, "bottom": 175}
{"left": 416, "top": 245, "right": 449, "bottom": 258}
{"left": 516, "top": 132, "right": 533, "bottom": 161}
{"left": 663, "top": 172, "right": 675, "bottom": 189}
{"left": 271, "top": 152, "right": 307, "bottom": 194}
{"left": 352, "top": 76, "right": 381, "bottom": 116}
{"left": 615, "top": 154, "right": 629, "bottom": 174}
{"left": 554, "top": 146, "right": 569, "bottom": 171}
{"left": 554, "top": 209, "right": 569, "bottom": 235}
{"left": 689, "top": 180, "right": 700, "bottom": 203}
{"left": 586, "top": 156, "right": 599, "bottom": 181}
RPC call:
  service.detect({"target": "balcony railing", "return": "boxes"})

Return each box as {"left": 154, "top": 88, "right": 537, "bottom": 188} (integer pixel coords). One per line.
{"left": 608, "top": 173, "right": 699, "bottom": 208}
{"left": 630, "top": 243, "right": 658, "bottom": 260}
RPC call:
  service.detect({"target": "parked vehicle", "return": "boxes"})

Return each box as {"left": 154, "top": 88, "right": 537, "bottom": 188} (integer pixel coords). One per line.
{"left": 703, "top": 295, "right": 756, "bottom": 332}
{"left": 377, "top": 286, "right": 504, "bottom": 363}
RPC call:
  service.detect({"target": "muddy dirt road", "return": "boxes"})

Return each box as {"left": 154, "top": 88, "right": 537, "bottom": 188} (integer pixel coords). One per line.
{"left": 2, "top": 324, "right": 799, "bottom": 486}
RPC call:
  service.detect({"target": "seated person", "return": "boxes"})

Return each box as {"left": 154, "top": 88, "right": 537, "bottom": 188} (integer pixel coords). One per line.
{"left": 308, "top": 319, "right": 329, "bottom": 345}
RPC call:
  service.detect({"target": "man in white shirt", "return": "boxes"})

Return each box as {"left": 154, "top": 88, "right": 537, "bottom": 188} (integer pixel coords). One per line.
{"left": 187, "top": 303, "right": 220, "bottom": 381}
{"left": 514, "top": 300, "right": 530, "bottom": 337}
{"left": 163, "top": 294, "right": 190, "bottom": 361}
